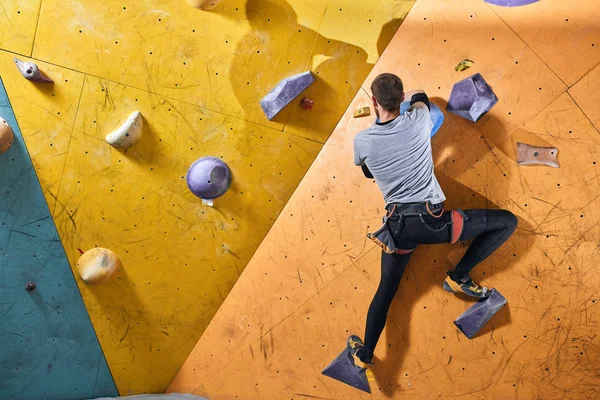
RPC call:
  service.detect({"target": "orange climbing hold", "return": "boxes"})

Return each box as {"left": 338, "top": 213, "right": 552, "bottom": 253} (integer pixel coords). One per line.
{"left": 353, "top": 106, "right": 371, "bottom": 118}
{"left": 516, "top": 142, "right": 559, "bottom": 168}
{"left": 0, "top": 118, "right": 14, "bottom": 154}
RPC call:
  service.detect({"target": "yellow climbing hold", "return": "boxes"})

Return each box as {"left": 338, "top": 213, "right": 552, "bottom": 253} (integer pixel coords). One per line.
{"left": 77, "top": 248, "right": 121, "bottom": 285}
{"left": 455, "top": 59, "right": 475, "bottom": 72}
{"left": 353, "top": 106, "right": 371, "bottom": 118}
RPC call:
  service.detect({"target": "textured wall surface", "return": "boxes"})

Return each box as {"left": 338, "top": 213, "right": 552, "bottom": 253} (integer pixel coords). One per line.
{"left": 0, "top": 79, "right": 118, "bottom": 400}
{"left": 168, "top": 0, "right": 600, "bottom": 398}
{"left": 0, "top": 0, "right": 416, "bottom": 395}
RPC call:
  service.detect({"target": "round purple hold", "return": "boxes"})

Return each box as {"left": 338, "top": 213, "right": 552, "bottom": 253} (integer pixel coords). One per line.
{"left": 186, "top": 157, "right": 232, "bottom": 200}
{"left": 484, "top": 0, "right": 540, "bottom": 6}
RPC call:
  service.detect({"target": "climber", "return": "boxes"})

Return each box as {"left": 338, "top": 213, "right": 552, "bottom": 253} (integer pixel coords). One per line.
{"left": 349, "top": 73, "right": 518, "bottom": 367}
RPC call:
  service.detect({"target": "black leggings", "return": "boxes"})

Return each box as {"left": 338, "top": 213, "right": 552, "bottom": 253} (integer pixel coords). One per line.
{"left": 360, "top": 208, "right": 518, "bottom": 361}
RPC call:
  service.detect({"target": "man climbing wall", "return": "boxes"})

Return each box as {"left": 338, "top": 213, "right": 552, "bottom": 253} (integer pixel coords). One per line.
{"left": 349, "top": 73, "right": 519, "bottom": 367}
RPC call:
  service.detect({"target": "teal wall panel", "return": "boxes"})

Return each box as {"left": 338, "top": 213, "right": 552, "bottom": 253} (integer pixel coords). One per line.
{"left": 0, "top": 78, "right": 118, "bottom": 400}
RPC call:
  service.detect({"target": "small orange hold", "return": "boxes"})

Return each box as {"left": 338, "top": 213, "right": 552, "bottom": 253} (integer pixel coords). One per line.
{"left": 353, "top": 106, "right": 371, "bottom": 118}
{"left": 300, "top": 98, "right": 314, "bottom": 110}
{"left": 0, "top": 118, "right": 14, "bottom": 154}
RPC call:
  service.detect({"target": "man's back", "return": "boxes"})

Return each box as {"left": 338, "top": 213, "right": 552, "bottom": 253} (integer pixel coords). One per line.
{"left": 353, "top": 101, "right": 445, "bottom": 205}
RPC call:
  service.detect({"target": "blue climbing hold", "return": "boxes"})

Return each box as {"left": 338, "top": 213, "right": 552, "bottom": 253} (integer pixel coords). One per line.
{"left": 400, "top": 101, "right": 445, "bottom": 137}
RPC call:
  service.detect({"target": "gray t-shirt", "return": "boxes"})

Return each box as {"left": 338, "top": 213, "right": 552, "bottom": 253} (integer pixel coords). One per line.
{"left": 353, "top": 101, "right": 446, "bottom": 206}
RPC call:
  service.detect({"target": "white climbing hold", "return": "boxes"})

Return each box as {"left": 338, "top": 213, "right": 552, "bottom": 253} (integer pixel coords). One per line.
{"left": 76, "top": 248, "right": 121, "bottom": 285}
{"left": 186, "top": 0, "right": 220, "bottom": 10}
{"left": 13, "top": 58, "right": 54, "bottom": 84}
{"left": 105, "top": 111, "right": 143, "bottom": 148}
{"left": 0, "top": 118, "right": 14, "bottom": 154}
{"left": 202, "top": 199, "right": 214, "bottom": 207}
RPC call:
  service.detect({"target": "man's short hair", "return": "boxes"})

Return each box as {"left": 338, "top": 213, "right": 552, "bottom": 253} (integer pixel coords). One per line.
{"left": 371, "top": 73, "right": 404, "bottom": 112}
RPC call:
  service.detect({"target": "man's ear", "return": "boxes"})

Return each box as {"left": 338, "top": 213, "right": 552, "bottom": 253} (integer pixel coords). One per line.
{"left": 401, "top": 93, "right": 405, "bottom": 103}
{"left": 372, "top": 96, "right": 378, "bottom": 108}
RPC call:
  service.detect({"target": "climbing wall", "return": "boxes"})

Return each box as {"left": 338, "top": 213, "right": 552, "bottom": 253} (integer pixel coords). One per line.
{"left": 0, "top": 78, "right": 118, "bottom": 400}
{"left": 168, "top": 0, "right": 600, "bottom": 398}
{"left": 0, "top": 1, "right": 41, "bottom": 55}
{"left": 0, "top": 0, "right": 416, "bottom": 396}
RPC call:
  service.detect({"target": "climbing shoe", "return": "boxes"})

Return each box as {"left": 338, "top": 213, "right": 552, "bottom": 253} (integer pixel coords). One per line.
{"left": 443, "top": 271, "right": 490, "bottom": 299}
{"left": 347, "top": 335, "right": 373, "bottom": 369}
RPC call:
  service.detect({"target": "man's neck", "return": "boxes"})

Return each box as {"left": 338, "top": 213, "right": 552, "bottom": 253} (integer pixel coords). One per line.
{"left": 378, "top": 110, "right": 400, "bottom": 124}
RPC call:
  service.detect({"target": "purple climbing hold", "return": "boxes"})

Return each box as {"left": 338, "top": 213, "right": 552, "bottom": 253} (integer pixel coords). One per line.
{"left": 25, "top": 282, "right": 36, "bottom": 291}
{"left": 446, "top": 73, "right": 498, "bottom": 122}
{"left": 484, "top": 0, "right": 540, "bottom": 7}
{"left": 186, "top": 157, "right": 232, "bottom": 200}
{"left": 454, "top": 289, "right": 507, "bottom": 339}
{"left": 260, "top": 71, "right": 315, "bottom": 120}
{"left": 13, "top": 58, "right": 54, "bottom": 84}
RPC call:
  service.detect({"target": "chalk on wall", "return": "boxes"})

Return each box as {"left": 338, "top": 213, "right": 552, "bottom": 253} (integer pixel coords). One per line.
{"left": 76, "top": 248, "right": 121, "bottom": 285}
{"left": 186, "top": 0, "right": 220, "bottom": 10}
{"left": 105, "top": 111, "right": 144, "bottom": 148}
{"left": 13, "top": 58, "right": 54, "bottom": 84}
{"left": 0, "top": 117, "right": 14, "bottom": 153}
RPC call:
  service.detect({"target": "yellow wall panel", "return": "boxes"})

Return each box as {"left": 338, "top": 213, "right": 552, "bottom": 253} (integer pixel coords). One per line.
{"left": 0, "top": 50, "right": 85, "bottom": 212}
{"left": 283, "top": 0, "right": 415, "bottom": 142}
{"left": 33, "top": 0, "right": 329, "bottom": 133}
{"left": 18, "top": 0, "right": 416, "bottom": 394}
{"left": 0, "top": 0, "right": 41, "bottom": 55}
{"left": 33, "top": 0, "right": 414, "bottom": 142}
{"left": 52, "top": 75, "right": 321, "bottom": 394}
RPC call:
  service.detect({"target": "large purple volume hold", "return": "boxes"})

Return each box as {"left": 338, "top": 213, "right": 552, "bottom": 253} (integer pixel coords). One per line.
{"left": 186, "top": 157, "right": 232, "bottom": 200}
{"left": 260, "top": 71, "right": 315, "bottom": 120}
{"left": 485, "top": 0, "right": 540, "bottom": 6}
{"left": 446, "top": 73, "right": 498, "bottom": 122}
{"left": 454, "top": 289, "right": 507, "bottom": 339}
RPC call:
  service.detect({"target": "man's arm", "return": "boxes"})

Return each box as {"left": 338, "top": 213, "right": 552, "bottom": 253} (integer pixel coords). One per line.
{"left": 404, "top": 89, "right": 425, "bottom": 99}
{"left": 354, "top": 134, "right": 374, "bottom": 178}
{"left": 405, "top": 90, "right": 430, "bottom": 111}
